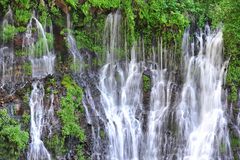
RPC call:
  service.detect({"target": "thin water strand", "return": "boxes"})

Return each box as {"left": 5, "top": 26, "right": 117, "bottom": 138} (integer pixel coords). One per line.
{"left": 28, "top": 81, "right": 51, "bottom": 160}
{"left": 23, "top": 16, "right": 55, "bottom": 78}
{"left": 0, "top": 8, "right": 14, "bottom": 90}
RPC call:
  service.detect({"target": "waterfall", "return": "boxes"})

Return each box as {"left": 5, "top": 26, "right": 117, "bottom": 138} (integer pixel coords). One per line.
{"left": 99, "top": 50, "right": 143, "bottom": 160}
{"left": 99, "top": 12, "right": 143, "bottom": 160}
{"left": 101, "top": 55, "right": 143, "bottom": 159}
{"left": 24, "top": 15, "right": 55, "bottom": 160}
{"left": 83, "top": 87, "right": 102, "bottom": 160}
{"left": 144, "top": 69, "right": 174, "bottom": 160}
{"left": 46, "top": 94, "right": 56, "bottom": 137}
{"left": 23, "top": 16, "right": 55, "bottom": 78}
{"left": 66, "top": 13, "right": 83, "bottom": 72}
{"left": 0, "top": 7, "right": 14, "bottom": 91}
{"left": 84, "top": 11, "right": 232, "bottom": 160}
{"left": 177, "top": 28, "right": 232, "bottom": 160}
{"left": 81, "top": 11, "right": 144, "bottom": 160}
{"left": 28, "top": 81, "right": 51, "bottom": 160}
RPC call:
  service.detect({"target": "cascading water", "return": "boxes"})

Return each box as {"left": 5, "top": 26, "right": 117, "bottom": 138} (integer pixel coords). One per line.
{"left": 144, "top": 69, "right": 174, "bottom": 160}
{"left": 80, "top": 11, "right": 144, "bottom": 160}
{"left": 99, "top": 50, "right": 143, "bottom": 160}
{"left": 28, "top": 81, "right": 51, "bottom": 160}
{"left": 177, "top": 28, "right": 232, "bottom": 160}
{"left": 24, "top": 15, "right": 55, "bottom": 160}
{"left": 83, "top": 87, "right": 102, "bottom": 160}
{"left": 85, "top": 11, "right": 233, "bottom": 160}
{"left": 0, "top": 8, "right": 14, "bottom": 91}
{"left": 46, "top": 93, "right": 56, "bottom": 137}
{"left": 23, "top": 16, "right": 55, "bottom": 78}
{"left": 66, "top": 14, "right": 83, "bottom": 72}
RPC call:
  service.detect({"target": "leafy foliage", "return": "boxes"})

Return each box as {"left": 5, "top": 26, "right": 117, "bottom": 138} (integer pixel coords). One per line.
{"left": 14, "top": 0, "right": 31, "bottom": 26}
{"left": 2, "top": 24, "right": 17, "bottom": 42}
{"left": 207, "top": 0, "right": 240, "bottom": 102}
{"left": 15, "top": 9, "right": 31, "bottom": 25}
{"left": 64, "top": 0, "right": 78, "bottom": 9}
{"left": 0, "top": 109, "right": 29, "bottom": 159}
{"left": 0, "top": 0, "right": 10, "bottom": 14}
{"left": 45, "top": 134, "right": 65, "bottom": 156}
{"left": 143, "top": 75, "right": 151, "bottom": 92}
{"left": 89, "top": 0, "right": 120, "bottom": 8}
{"left": 57, "top": 75, "right": 86, "bottom": 158}
{"left": 22, "top": 62, "right": 32, "bottom": 76}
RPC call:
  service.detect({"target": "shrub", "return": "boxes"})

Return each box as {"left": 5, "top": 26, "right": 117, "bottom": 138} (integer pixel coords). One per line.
{"left": 0, "top": 109, "right": 29, "bottom": 159}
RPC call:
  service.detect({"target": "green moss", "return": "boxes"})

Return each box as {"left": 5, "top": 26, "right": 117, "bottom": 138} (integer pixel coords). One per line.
{"left": 80, "top": 2, "right": 92, "bottom": 24}
{"left": 0, "top": 0, "right": 9, "bottom": 12}
{"left": 2, "top": 25, "right": 17, "bottom": 42}
{"left": 50, "top": 6, "right": 64, "bottom": 27}
{"left": 15, "top": 49, "right": 28, "bottom": 57}
{"left": 44, "top": 75, "right": 86, "bottom": 158}
{"left": 231, "top": 136, "right": 240, "bottom": 148}
{"left": 21, "top": 112, "right": 30, "bottom": 130}
{"left": 228, "top": 85, "right": 238, "bottom": 102}
{"left": 56, "top": 75, "right": 86, "bottom": 158}
{"left": 143, "top": 75, "right": 151, "bottom": 92}
{"left": 14, "top": 9, "right": 31, "bottom": 25}
{"left": 22, "top": 89, "right": 30, "bottom": 106}
{"left": 90, "top": 0, "right": 120, "bottom": 8}
{"left": 38, "top": 3, "right": 49, "bottom": 25}
{"left": 74, "top": 30, "right": 93, "bottom": 50}
{"left": 45, "top": 134, "right": 65, "bottom": 156}
{"left": 16, "top": 26, "right": 27, "bottom": 33}
{"left": 47, "top": 77, "right": 57, "bottom": 87}
{"left": 22, "top": 62, "right": 32, "bottom": 76}
{"left": 76, "top": 145, "right": 86, "bottom": 160}
{"left": 121, "top": 0, "right": 135, "bottom": 45}
{"left": 226, "top": 60, "right": 240, "bottom": 102}
{"left": 100, "top": 129, "right": 105, "bottom": 139}
{"left": 0, "top": 109, "right": 29, "bottom": 159}
{"left": 65, "top": 0, "right": 78, "bottom": 9}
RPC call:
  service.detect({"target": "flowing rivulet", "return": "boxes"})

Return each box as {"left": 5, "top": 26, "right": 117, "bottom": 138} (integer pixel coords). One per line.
{"left": 23, "top": 15, "right": 55, "bottom": 160}
{"left": 0, "top": 8, "right": 16, "bottom": 93}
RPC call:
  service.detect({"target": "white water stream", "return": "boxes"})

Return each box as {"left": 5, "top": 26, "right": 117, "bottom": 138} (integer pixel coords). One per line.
{"left": 84, "top": 12, "right": 232, "bottom": 160}
{"left": 0, "top": 8, "right": 15, "bottom": 91}
{"left": 24, "top": 15, "right": 55, "bottom": 160}
{"left": 28, "top": 81, "right": 51, "bottom": 160}
{"left": 66, "top": 13, "right": 83, "bottom": 72}
{"left": 177, "top": 28, "right": 232, "bottom": 160}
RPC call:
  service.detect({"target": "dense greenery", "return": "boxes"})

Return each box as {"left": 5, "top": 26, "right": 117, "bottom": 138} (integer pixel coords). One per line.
{"left": 2, "top": 25, "right": 17, "bottom": 42}
{"left": 68, "top": 0, "right": 196, "bottom": 54}
{"left": 46, "top": 75, "right": 86, "bottom": 159}
{"left": 59, "top": 75, "right": 85, "bottom": 141}
{"left": 0, "top": 109, "right": 29, "bottom": 159}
